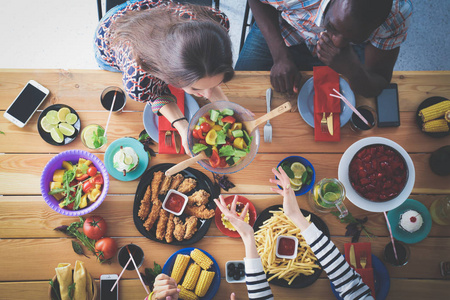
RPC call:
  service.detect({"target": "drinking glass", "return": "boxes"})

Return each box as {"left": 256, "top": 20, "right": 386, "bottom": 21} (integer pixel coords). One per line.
{"left": 118, "top": 244, "right": 144, "bottom": 270}
{"left": 350, "top": 105, "right": 376, "bottom": 131}
{"left": 430, "top": 196, "right": 450, "bottom": 225}
{"left": 308, "top": 178, "right": 348, "bottom": 218}
{"left": 80, "top": 124, "right": 107, "bottom": 150}
{"left": 384, "top": 240, "right": 410, "bottom": 266}
{"left": 101, "top": 86, "right": 127, "bottom": 113}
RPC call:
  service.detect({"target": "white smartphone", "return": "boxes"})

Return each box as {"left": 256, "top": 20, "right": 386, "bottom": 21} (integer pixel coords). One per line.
{"left": 100, "top": 274, "right": 119, "bottom": 300}
{"left": 3, "top": 80, "right": 49, "bottom": 127}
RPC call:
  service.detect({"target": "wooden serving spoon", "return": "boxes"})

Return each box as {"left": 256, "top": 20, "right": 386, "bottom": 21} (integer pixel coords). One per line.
{"left": 243, "top": 101, "right": 292, "bottom": 133}
{"left": 165, "top": 151, "right": 208, "bottom": 177}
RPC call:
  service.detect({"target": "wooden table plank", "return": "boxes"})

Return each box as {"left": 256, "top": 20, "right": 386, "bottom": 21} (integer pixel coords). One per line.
{"left": 1, "top": 153, "right": 448, "bottom": 195}
{"left": 1, "top": 195, "right": 449, "bottom": 239}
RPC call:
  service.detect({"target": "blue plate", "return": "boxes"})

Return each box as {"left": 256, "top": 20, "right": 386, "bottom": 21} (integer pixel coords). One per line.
{"left": 276, "top": 156, "right": 316, "bottom": 196}
{"left": 297, "top": 77, "right": 355, "bottom": 128}
{"left": 162, "top": 247, "right": 220, "bottom": 300}
{"left": 143, "top": 93, "right": 200, "bottom": 141}
{"left": 387, "top": 198, "right": 432, "bottom": 244}
{"left": 104, "top": 137, "right": 149, "bottom": 181}
{"left": 330, "top": 255, "right": 390, "bottom": 300}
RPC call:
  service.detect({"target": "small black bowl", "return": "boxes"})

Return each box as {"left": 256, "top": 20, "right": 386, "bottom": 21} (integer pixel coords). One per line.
{"left": 37, "top": 104, "right": 81, "bottom": 146}
{"left": 416, "top": 96, "right": 449, "bottom": 138}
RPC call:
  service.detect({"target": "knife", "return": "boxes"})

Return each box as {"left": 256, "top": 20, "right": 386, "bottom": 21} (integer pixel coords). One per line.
{"left": 327, "top": 112, "right": 334, "bottom": 136}
{"left": 174, "top": 131, "right": 181, "bottom": 153}
{"left": 349, "top": 245, "right": 357, "bottom": 269}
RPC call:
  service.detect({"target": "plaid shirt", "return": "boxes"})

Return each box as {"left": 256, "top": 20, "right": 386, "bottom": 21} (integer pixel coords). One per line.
{"left": 260, "top": 0, "right": 412, "bottom": 55}
{"left": 95, "top": 0, "right": 229, "bottom": 113}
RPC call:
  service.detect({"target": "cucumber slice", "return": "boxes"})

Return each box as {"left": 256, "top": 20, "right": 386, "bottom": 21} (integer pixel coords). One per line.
{"left": 209, "top": 110, "right": 220, "bottom": 122}
{"left": 221, "top": 108, "right": 234, "bottom": 116}
{"left": 232, "top": 129, "right": 244, "bottom": 138}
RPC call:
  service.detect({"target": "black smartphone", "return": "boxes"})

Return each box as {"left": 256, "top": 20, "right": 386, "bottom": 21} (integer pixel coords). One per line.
{"left": 376, "top": 83, "right": 400, "bottom": 127}
{"left": 100, "top": 274, "right": 119, "bottom": 300}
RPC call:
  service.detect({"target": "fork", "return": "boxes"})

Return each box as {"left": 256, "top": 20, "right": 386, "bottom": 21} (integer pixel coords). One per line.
{"left": 321, "top": 112, "right": 328, "bottom": 133}
{"left": 264, "top": 88, "right": 273, "bottom": 143}
{"left": 164, "top": 130, "right": 173, "bottom": 147}
{"left": 360, "top": 251, "right": 367, "bottom": 269}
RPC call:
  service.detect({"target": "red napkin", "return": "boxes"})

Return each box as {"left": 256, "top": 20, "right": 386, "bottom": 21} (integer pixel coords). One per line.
{"left": 313, "top": 66, "right": 341, "bottom": 142}
{"left": 158, "top": 86, "right": 185, "bottom": 154}
{"left": 344, "top": 242, "right": 376, "bottom": 299}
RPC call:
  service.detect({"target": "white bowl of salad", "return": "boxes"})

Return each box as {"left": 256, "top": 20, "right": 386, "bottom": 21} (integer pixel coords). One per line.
{"left": 188, "top": 101, "right": 260, "bottom": 174}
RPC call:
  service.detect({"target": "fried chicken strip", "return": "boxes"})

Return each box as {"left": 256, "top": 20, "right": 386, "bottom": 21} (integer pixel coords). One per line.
{"left": 151, "top": 171, "right": 164, "bottom": 202}
{"left": 159, "top": 175, "right": 172, "bottom": 195}
{"left": 173, "top": 217, "right": 186, "bottom": 242}
{"left": 165, "top": 214, "right": 175, "bottom": 243}
{"left": 143, "top": 200, "right": 162, "bottom": 231}
{"left": 138, "top": 185, "right": 152, "bottom": 220}
{"left": 169, "top": 174, "right": 184, "bottom": 190}
{"left": 184, "top": 204, "right": 215, "bottom": 219}
{"left": 177, "top": 178, "right": 197, "bottom": 194}
{"left": 187, "top": 190, "right": 210, "bottom": 206}
{"left": 156, "top": 209, "right": 169, "bottom": 240}
{"left": 184, "top": 216, "right": 198, "bottom": 240}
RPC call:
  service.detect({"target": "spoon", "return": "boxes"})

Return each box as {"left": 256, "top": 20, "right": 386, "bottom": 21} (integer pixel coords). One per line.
{"left": 243, "top": 101, "right": 292, "bottom": 133}
{"left": 165, "top": 152, "right": 208, "bottom": 177}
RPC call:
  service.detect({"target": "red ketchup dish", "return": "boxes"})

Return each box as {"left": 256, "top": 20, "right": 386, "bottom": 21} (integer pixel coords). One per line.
{"left": 276, "top": 236, "right": 298, "bottom": 259}
{"left": 349, "top": 144, "right": 408, "bottom": 202}
{"left": 162, "top": 189, "right": 188, "bottom": 216}
{"left": 215, "top": 195, "right": 257, "bottom": 238}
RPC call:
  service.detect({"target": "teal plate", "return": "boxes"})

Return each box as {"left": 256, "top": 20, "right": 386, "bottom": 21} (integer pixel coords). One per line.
{"left": 104, "top": 137, "right": 149, "bottom": 181}
{"left": 387, "top": 198, "right": 432, "bottom": 244}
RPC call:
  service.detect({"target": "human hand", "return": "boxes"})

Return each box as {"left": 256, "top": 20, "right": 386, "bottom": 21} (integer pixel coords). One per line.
{"left": 269, "top": 167, "right": 301, "bottom": 219}
{"left": 230, "top": 292, "right": 236, "bottom": 300}
{"left": 151, "top": 274, "right": 179, "bottom": 300}
{"left": 214, "top": 195, "right": 253, "bottom": 240}
{"left": 316, "top": 32, "right": 356, "bottom": 74}
{"left": 176, "top": 121, "right": 192, "bottom": 157}
{"left": 270, "top": 58, "right": 302, "bottom": 95}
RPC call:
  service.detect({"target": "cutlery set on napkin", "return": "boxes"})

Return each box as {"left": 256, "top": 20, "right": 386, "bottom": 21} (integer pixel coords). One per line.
{"left": 158, "top": 86, "right": 185, "bottom": 154}
{"left": 345, "top": 242, "right": 376, "bottom": 298}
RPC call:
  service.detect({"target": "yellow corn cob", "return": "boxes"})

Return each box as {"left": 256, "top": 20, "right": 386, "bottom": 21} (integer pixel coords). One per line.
{"left": 419, "top": 101, "right": 450, "bottom": 122}
{"left": 445, "top": 110, "right": 450, "bottom": 122}
{"left": 171, "top": 254, "right": 190, "bottom": 283}
{"left": 422, "top": 119, "right": 449, "bottom": 133}
{"left": 190, "top": 249, "right": 213, "bottom": 270}
{"left": 194, "top": 270, "right": 215, "bottom": 297}
{"left": 178, "top": 285, "right": 199, "bottom": 300}
{"left": 182, "top": 263, "right": 201, "bottom": 290}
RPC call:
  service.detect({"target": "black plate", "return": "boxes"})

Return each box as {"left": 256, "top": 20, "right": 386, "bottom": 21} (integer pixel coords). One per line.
{"left": 133, "top": 163, "right": 219, "bottom": 245}
{"left": 37, "top": 104, "right": 81, "bottom": 146}
{"left": 252, "top": 205, "right": 330, "bottom": 288}
{"left": 415, "top": 96, "right": 449, "bottom": 138}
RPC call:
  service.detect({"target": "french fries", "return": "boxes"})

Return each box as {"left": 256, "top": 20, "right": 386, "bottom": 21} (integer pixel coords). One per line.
{"left": 254, "top": 208, "right": 320, "bottom": 285}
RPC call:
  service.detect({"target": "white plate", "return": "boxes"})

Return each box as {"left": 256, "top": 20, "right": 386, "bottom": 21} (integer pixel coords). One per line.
{"left": 143, "top": 93, "right": 200, "bottom": 141}
{"left": 338, "top": 137, "right": 415, "bottom": 212}
{"left": 297, "top": 77, "right": 355, "bottom": 127}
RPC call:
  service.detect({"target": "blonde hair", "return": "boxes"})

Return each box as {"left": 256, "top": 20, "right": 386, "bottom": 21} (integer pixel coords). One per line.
{"left": 111, "top": 5, "right": 234, "bottom": 88}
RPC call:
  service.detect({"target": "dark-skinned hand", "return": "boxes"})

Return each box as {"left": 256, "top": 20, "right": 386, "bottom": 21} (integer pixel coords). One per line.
{"left": 270, "top": 57, "right": 301, "bottom": 95}
{"left": 317, "top": 32, "right": 359, "bottom": 74}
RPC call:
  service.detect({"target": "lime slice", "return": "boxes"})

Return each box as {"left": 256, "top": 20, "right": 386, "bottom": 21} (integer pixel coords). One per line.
{"left": 289, "top": 177, "right": 303, "bottom": 187}
{"left": 50, "top": 127, "right": 64, "bottom": 143}
{"left": 58, "top": 123, "right": 75, "bottom": 136}
{"left": 65, "top": 113, "right": 78, "bottom": 125}
{"left": 323, "top": 182, "right": 340, "bottom": 194}
{"left": 40, "top": 116, "right": 56, "bottom": 133}
{"left": 123, "top": 154, "right": 133, "bottom": 165}
{"left": 57, "top": 107, "right": 71, "bottom": 122}
{"left": 83, "top": 126, "right": 98, "bottom": 149}
{"left": 323, "top": 192, "right": 339, "bottom": 202}
{"left": 291, "top": 162, "right": 306, "bottom": 179}
{"left": 292, "top": 185, "right": 302, "bottom": 191}
{"left": 314, "top": 184, "right": 320, "bottom": 200}
{"left": 46, "top": 110, "right": 59, "bottom": 125}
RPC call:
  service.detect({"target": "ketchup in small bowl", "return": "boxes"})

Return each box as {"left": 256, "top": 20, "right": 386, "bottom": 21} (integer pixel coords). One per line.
{"left": 276, "top": 236, "right": 298, "bottom": 259}
{"left": 162, "top": 189, "right": 188, "bottom": 216}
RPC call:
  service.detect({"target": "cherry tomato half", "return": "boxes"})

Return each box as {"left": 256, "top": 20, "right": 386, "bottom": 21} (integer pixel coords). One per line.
{"left": 200, "top": 122, "right": 211, "bottom": 133}
{"left": 82, "top": 181, "right": 93, "bottom": 193}
{"left": 195, "top": 129, "right": 205, "bottom": 139}
{"left": 90, "top": 174, "right": 104, "bottom": 185}
{"left": 87, "top": 166, "right": 98, "bottom": 177}
{"left": 65, "top": 202, "right": 75, "bottom": 210}
{"left": 192, "top": 129, "right": 201, "bottom": 140}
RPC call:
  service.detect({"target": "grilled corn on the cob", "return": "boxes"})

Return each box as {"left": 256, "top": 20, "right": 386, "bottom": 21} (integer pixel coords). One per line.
{"left": 190, "top": 249, "right": 213, "bottom": 270}
{"left": 182, "top": 263, "right": 201, "bottom": 290}
{"left": 195, "top": 270, "right": 215, "bottom": 297}
{"left": 171, "top": 254, "right": 190, "bottom": 283}
{"left": 422, "top": 119, "right": 449, "bottom": 133}
{"left": 178, "top": 285, "right": 199, "bottom": 300}
{"left": 419, "top": 101, "right": 450, "bottom": 122}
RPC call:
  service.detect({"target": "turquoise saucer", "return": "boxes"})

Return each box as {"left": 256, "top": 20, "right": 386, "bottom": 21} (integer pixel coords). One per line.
{"left": 387, "top": 198, "right": 432, "bottom": 244}
{"left": 105, "top": 137, "right": 149, "bottom": 181}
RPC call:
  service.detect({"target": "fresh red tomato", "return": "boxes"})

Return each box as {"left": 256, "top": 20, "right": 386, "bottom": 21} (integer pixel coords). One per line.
{"left": 90, "top": 174, "right": 104, "bottom": 185}
{"left": 228, "top": 136, "right": 235, "bottom": 142}
{"left": 209, "top": 149, "right": 220, "bottom": 168}
{"left": 95, "top": 237, "right": 117, "bottom": 260}
{"left": 221, "top": 116, "right": 236, "bottom": 124}
{"left": 192, "top": 129, "right": 201, "bottom": 140}
{"left": 87, "top": 166, "right": 97, "bottom": 177}
{"left": 83, "top": 216, "right": 107, "bottom": 240}
{"left": 200, "top": 122, "right": 211, "bottom": 133}
{"left": 195, "top": 129, "right": 205, "bottom": 139}
{"left": 82, "top": 181, "right": 93, "bottom": 193}
{"left": 225, "top": 140, "right": 232, "bottom": 146}
{"left": 76, "top": 174, "right": 89, "bottom": 181}
{"left": 65, "top": 202, "right": 75, "bottom": 210}
{"left": 218, "top": 157, "right": 228, "bottom": 168}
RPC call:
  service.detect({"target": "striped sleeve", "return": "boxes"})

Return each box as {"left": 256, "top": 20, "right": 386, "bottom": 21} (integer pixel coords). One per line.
{"left": 302, "top": 223, "right": 374, "bottom": 300}
{"left": 244, "top": 257, "right": 274, "bottom": 300}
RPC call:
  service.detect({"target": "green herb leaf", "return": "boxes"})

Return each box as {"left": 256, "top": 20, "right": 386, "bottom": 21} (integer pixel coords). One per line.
{"left": 97, "top": 126, "right": 105, "bottom": 137}
{"left": 0, "top": 131, "right": 5, "bottom": 135}
{"left": 73, "top": 185, "right": 83, "bottom": 210}
{"left": 113, "top": 162, "right": 119, "bottom": 169}
{"left": 138, "top": 132, "right": 149, "bottom": 142}
{"left": 301, "top": 171, "right": 308, "bottom": 184}
{"left": 143, "top": 261, "right": 162, "bottom": 288}
{"left": 68, "top": 283, "right": 76, "bottom": 300}
{"left": 72, "top": 240, "right": 89, "bottom": 258}
{"left": 48, "top": 188, "right": 66, "bottom": 195}
{"left": 99, "top": 136, "right": 107, "bottom": 146}
{"left": 279, "top": 164, "right": 294, "bottom": 179}
{"left": 49, "top": 279, "right": 62, "bottom": 300}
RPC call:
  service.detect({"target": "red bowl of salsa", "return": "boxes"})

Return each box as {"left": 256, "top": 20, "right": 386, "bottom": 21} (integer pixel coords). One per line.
{"left": 162, "top": 189, "right": 188, "bottom": 216}
{"left": 338, "top": 137, "right": 415, "bottom": 212}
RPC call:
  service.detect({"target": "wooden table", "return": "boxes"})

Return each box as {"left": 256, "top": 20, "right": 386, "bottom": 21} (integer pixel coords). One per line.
{"left": 0, "top": 70, "right": 449, "bottom": 299}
